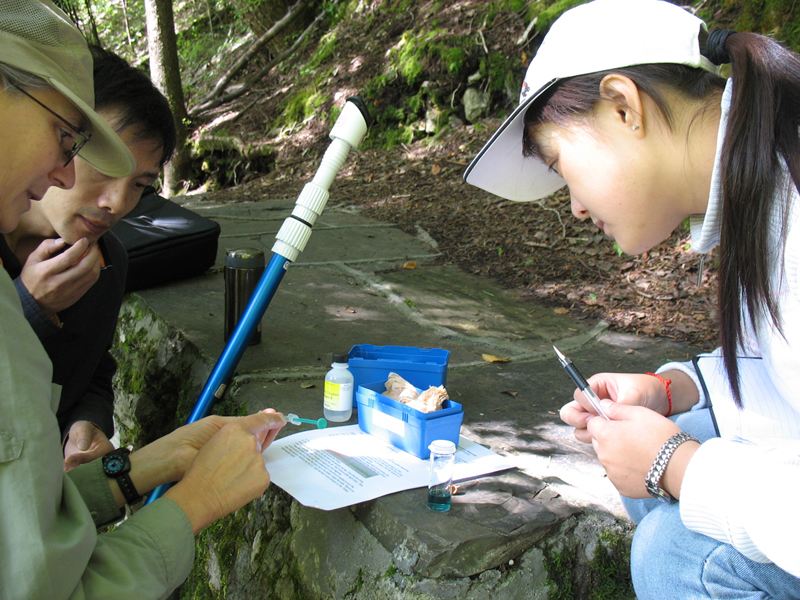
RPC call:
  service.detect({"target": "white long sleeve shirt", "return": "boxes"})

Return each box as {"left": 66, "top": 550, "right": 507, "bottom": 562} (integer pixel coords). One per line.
{"left": 659, "top": 81, "right": 800, "bottom": 577}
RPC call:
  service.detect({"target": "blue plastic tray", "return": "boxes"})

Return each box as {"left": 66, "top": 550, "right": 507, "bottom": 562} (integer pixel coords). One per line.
{"left": 356, "top": 381, "right": 463, "bottom": 459}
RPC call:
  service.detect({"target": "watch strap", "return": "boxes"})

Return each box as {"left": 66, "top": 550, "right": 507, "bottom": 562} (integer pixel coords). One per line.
{"left": 645, "top": 432, "right": 699, "bottom": 502}
{"left": 116, "top": 471, "right": 141, "bottom": 506}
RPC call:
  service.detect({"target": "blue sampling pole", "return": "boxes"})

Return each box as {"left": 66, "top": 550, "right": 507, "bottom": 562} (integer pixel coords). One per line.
{"left": 146, "top": 97, "right": 371, "bottom": 504}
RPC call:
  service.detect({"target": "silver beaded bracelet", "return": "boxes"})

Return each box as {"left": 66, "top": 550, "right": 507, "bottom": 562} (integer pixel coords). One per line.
{"left": 645, "top": 431, "right": 699, "bottom": 502}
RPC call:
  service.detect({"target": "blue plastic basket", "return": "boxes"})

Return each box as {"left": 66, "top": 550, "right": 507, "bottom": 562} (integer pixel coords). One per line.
{"left": 348, "top": 344, "right": 449, "bottom": 392}
{"left": 356, "top": 381, "right": 463, "bottom": 459}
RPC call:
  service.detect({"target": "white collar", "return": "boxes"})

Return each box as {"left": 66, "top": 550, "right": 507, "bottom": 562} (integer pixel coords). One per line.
{"left": 690, "top": 78, "right": 733, "bottom": 254}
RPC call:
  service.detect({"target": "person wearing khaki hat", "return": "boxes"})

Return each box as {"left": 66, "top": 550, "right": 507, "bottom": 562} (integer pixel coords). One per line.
{"left": 0, "top": 3, "right": 288, "bottom": 599}
{"left": 465, "top": 0, "right": 800, "bottom": 597}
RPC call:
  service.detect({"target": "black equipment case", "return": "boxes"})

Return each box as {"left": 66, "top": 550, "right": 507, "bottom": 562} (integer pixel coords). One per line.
{"left": 111, "top": 187, "right": 221, "bottom": 293}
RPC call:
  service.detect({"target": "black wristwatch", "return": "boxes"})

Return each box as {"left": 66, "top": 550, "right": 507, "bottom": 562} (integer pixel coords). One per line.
{"left": 102, "top": 448, "right": 141, "bottom": 505}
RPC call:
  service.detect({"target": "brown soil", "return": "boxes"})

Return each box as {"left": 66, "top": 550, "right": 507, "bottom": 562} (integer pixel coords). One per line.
{"left": 187, "top": 1, "right": 719, "bottom": 352}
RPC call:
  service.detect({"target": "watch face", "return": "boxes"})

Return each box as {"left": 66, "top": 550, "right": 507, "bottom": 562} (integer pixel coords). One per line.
{"left": 105, "top": 456, "right": 125, "bottom": 474}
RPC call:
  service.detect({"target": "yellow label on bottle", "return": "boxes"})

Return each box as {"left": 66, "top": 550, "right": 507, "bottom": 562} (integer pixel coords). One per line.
{"left": 324, "top": 381, "right": 341, "bottom": 410}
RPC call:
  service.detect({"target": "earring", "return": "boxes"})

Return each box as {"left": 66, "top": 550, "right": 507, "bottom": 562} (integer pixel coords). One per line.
{"left": 631, "top": 125, "right": 640, "bottom": 131}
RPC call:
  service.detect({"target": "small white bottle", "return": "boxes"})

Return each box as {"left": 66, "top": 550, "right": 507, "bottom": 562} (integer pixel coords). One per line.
{"left": 323, "top": 352, "right": 354, "bottom": 422}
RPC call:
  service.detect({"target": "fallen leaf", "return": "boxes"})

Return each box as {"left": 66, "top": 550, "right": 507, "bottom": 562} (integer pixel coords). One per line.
{"left": 554, "top": 307, "right": 569, "bottom": 314}
{"left": 403, "top": 261, "right": 417, "bottom": 269}
{"left": 431, "top": 163, "right": 442, "bottom": 175}
{"left": 300, "top": 382, "right": 315, "bottom": 389}
{"left": 482, "top": 354, "right": 509, "bottom": 363}
{"left": 501, "top": 390, "right": 518, "bottom": 397}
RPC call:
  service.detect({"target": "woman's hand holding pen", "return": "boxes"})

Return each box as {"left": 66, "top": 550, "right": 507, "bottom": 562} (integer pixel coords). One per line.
{"left": 560, "top": 372, "right": 669, "bottom": 443}
{"left": 559, "top": 371, "right": 702, "bottom": 498}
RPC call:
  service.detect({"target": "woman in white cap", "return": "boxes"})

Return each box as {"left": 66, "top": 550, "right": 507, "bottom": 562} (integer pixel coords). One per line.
{"left": 0, "top": 2, "right": 286, "bottom": 599}
{"left": 465, "top": 0, "right": 800, "bottom": 597}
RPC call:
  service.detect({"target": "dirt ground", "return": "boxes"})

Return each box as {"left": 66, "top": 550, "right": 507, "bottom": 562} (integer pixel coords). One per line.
{"left": 186, "top": 1, "right": 720, "bottom": 352}
{"left": 193, "top": 122, "right": 719, "bottom": 352}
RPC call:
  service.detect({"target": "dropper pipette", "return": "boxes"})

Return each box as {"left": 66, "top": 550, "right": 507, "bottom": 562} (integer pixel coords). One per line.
{"left": 286, "top": 413, "right": 328, "bottom": 429}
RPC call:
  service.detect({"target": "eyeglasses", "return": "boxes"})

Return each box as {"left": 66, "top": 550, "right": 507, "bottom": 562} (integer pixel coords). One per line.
{"left": 10, "top": 83, "right": 92, "bottom": 167}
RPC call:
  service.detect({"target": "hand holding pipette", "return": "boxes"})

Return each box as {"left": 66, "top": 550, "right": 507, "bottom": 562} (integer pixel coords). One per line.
{"left": 286, "top": 413, "right": 328, "bottom": 429}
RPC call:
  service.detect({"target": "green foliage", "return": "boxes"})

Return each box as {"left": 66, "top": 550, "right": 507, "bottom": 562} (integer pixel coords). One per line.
{"left": 392, "top": 29, "right": 474, "bottom": 86}
{"left": 697, "top": 0, "right": 800, "bottom": 53}
{"left": 529, "top": 0, "right": 591, "bottom": 32}
{"left": 387, "top": 0, "right": 415, "bottom": 13}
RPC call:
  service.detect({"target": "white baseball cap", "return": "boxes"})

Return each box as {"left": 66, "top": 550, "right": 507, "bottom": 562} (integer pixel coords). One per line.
{"left": 0, "top": 0, "right": 135, "bottom": 177}
{"left": 463, "top": 0, "right": 721, "bottom": 202}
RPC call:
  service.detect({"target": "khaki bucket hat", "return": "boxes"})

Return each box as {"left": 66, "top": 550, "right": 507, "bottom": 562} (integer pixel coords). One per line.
{"left": 0, "top": 0, "right": 135, "bottom": 177}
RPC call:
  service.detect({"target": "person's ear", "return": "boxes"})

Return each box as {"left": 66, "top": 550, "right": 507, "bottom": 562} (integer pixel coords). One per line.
{"left": 598, "top": 74, "right": 645, "bottom": 134}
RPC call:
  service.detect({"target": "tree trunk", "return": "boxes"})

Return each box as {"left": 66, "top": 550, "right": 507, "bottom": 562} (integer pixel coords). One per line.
{"left": 144, "top": 0, "right": 190, "bottom": 197}
{"left": 231, "top": 0, "right": 316, "bottom": 53}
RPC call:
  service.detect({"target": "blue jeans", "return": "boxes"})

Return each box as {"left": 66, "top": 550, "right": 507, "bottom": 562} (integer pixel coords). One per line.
{"left": 623, "top": 409, "right": 800, "bottom": 599}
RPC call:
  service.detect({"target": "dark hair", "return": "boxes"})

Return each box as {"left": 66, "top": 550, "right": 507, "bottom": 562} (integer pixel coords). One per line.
{"left": 523, "top": 32, "right": 800, "bottom": 408}
{"left": 88, "top": 45, "right": 177, "bottom": 167}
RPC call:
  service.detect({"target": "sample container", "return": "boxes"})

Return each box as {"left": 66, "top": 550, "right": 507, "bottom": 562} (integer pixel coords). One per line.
{"left": 224, "top": 248, "right": 265, "bottom": 345}
{"left": 427, "top": 439, "right": 456, "bottom": 512}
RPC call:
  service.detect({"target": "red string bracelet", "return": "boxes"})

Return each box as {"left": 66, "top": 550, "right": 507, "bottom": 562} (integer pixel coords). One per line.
{"left": 646, "top": 372, "right": 672, "bottom": 417}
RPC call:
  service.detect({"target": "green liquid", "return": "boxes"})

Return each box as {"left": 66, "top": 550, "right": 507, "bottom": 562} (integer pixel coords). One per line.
{"left": 427, "top": 488, "right": 451, "bottom": 512}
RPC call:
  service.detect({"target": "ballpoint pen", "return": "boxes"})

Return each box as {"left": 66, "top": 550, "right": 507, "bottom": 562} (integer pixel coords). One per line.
{"left": 553, "top": 345, "right": 611, "bottom": 420}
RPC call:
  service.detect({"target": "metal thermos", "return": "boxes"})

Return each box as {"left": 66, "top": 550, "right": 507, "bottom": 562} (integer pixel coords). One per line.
{"left": 224, "top": 248, "right": 265, "bottom": 345}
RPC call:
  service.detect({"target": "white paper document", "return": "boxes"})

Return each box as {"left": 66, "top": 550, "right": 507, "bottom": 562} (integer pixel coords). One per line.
{"left": 262, "top": 425, "right": 516, "bottom": 510}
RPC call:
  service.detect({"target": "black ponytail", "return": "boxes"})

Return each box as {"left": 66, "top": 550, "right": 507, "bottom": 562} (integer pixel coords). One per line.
{"left": 708, "top": 31, "right": 800, "bottom": 407}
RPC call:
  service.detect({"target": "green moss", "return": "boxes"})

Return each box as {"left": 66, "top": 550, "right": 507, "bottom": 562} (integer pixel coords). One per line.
{"left": 543, "top": 528, "right": 635, "bottom": 600}
{"left": 183, "top": 508, "right": 251, "bottom": 599}
{"left": 441, "top": 46, "right": 467, "bottom": 77}
{"left": 587, "top": 531, "right": 635, "bottom": 600}
{"left": 280, "top": 86, "right": 331, "bottom": 126}
{"left": 481, "top": 53, "right": 521, "bottom": 94}
{"left": 394, "top": 29, "right": 474, "bottom": 86}
{"left": 544, "top": 545, "right": 577, "bottom": 600}
{"left": 304, "top": 31, "right": 338, "bottom": 73}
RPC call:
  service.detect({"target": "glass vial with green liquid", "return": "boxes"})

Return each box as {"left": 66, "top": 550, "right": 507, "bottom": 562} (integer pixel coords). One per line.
{"left": 323, "top": 352, "right": 354, "bottom": 422}
{"left": 427, "top": 440, "right": 456, "bottom": 511}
